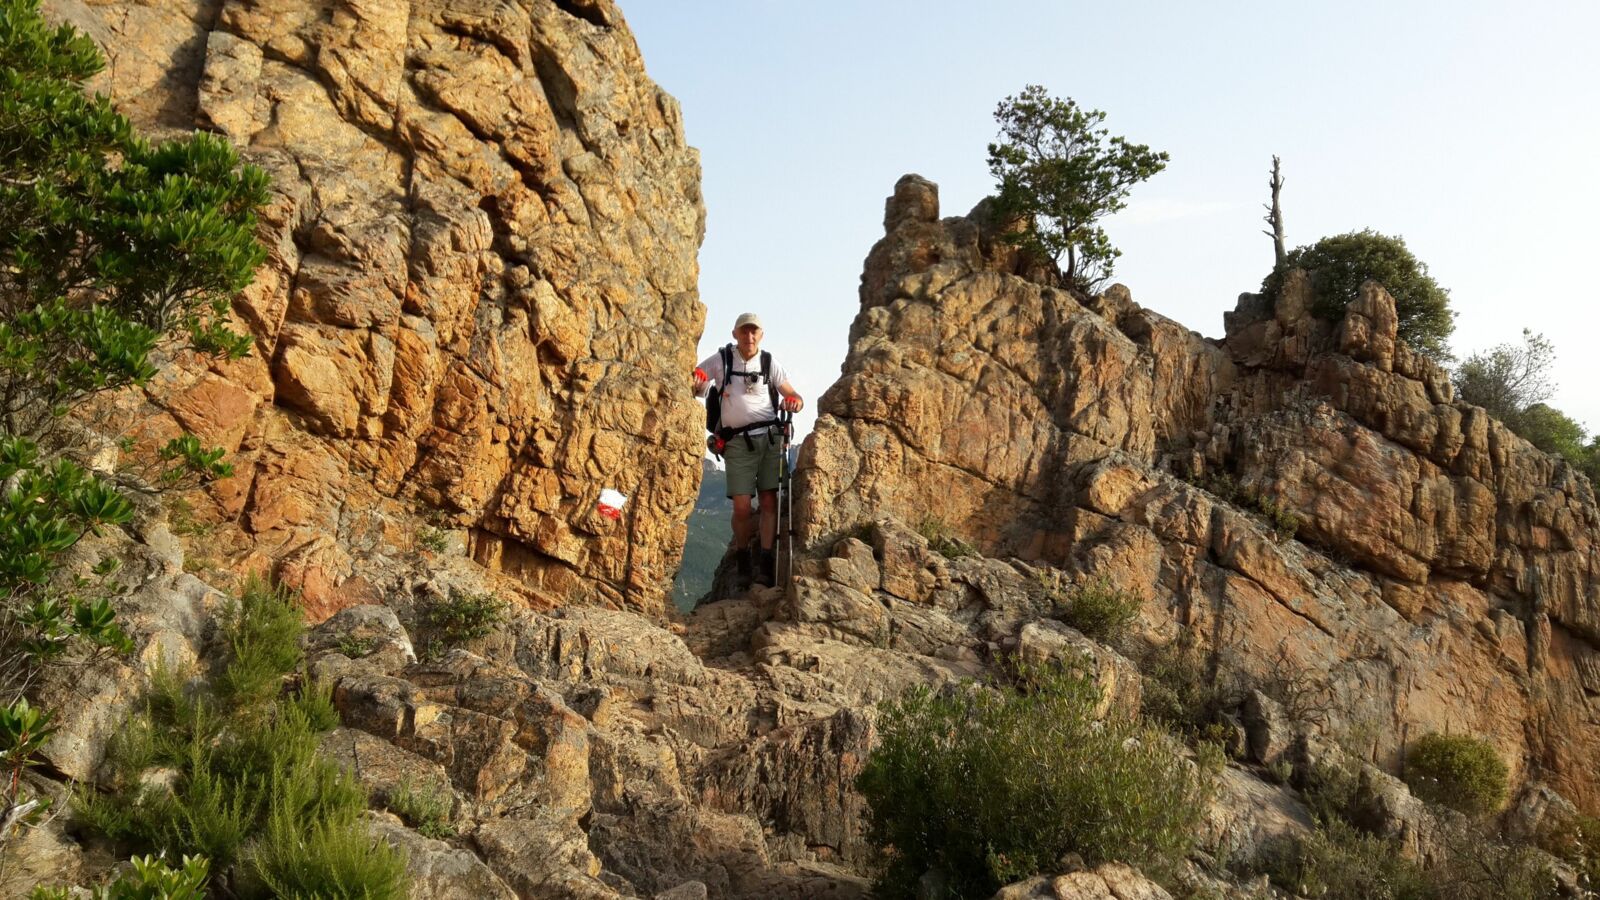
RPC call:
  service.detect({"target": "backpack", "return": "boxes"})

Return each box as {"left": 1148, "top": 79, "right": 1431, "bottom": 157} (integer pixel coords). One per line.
{"left": 705, "top": 344, "right": 782, "bottom": 449}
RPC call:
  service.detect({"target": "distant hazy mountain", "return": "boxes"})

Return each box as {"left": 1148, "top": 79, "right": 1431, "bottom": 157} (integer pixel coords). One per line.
{"left": 672, "top": 459, "right": 733, "bottom": 610}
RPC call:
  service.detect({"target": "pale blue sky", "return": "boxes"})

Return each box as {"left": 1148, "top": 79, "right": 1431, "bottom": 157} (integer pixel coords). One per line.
{"left": 626, "top": 1, "right": 1600, "bottom": 443}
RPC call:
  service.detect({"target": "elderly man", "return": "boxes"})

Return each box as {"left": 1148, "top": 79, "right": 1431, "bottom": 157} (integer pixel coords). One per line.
{"left": 693, "top": 313, "right": 804, "bottom": 586}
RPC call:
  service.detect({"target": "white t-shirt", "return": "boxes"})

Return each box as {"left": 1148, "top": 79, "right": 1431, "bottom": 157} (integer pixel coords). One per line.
{"left": 698, "top": 346, "right": 790, "bottom": 429}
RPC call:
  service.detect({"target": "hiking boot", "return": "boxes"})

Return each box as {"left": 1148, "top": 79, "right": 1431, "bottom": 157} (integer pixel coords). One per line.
{"left": 736, "top": 548, "right": 753, "bottom": 583}
{"left": 757, "top": 548, "right": 777, "bottom": 587}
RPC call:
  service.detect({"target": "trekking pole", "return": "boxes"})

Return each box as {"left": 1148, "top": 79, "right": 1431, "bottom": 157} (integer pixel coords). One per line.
{"left": 781, "top": 410, "right": 794, "bottom": 589}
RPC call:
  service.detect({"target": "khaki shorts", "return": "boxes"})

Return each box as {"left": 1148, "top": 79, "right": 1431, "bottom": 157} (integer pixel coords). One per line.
{"left": 723, "top": 429, "right": 784, "bottom": 496}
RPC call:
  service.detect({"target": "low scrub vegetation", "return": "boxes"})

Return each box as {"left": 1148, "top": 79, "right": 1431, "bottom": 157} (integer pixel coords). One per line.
{"left": 915, "top": 516, "right": 975, "bottom": 560}
{"left": 1260, "top": 818, "right": 1434, "bottom": 900}
{"left": 857, "top": 661, "right": 1218, "bottom": 898}
{"left": 1539, "top": 809, "right": 1600, "bottom": 894}
{"left": 31, "top": 854, "right": 210, "bottom": 899}
{"left": 74, "top": 576, "right": 407, "bottom": 898}
{"left": 386, "top": 776, "right": 455, "bottom": 840}
{"left": 1137, "top": 635, "right": 1242, "bottom": 741}
{"left": 1404, "top": 732, "right": 1508, "bottom": 816}
{"left": 1056, "top": 576, "right": 1141, "bottom": 644}
{"left": 422, "top": 589, "right": 506, "bottom": 656}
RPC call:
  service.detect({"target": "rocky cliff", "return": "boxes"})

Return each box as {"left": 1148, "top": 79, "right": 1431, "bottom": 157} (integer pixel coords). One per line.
{"left": 19, "top": 1, "right": 1600, "bottom": 893}
{"left": 798, "top": 173, "right": 1600, "bottom": 812}
{"left": 43, "top": 0, "right": 706, "bottom": 617}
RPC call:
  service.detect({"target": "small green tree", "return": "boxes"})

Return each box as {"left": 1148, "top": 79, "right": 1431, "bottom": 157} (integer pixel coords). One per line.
{"left": 987, "top": 85, "right": 1168, "bottom": 292}
{"left": 1263, "top": 230, "right": 1455, "bottom": 360}
{"left": 1454, "top": 329, "right": 1556, "bottom": 424}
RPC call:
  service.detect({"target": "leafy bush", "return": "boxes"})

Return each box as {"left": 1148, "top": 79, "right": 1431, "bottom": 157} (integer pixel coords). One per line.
{"left": 414, "top": 525, "right": 449, "bottom": 554}
{"left": 1, "top": 0, "right": 266, "bottom": 866}
{"left": 1298, "top": 757, "right": 1361, "bottom": 827}
{"left": 386, "top": 775, "right": 455, "bottom": 839}
{"left": 336, "top": 635, "right": 376, "bottom": 659}
{"left": 1137, "top": 636, "right": 1242, "bottom": 740}
{"left": 1506, "top": 403, "right": 1600, "bottom": 483}
{"left": 30, "top": 853, "right": 210, "bottom": 899}
{"left": 0, "top": 0, "right": 268, "bottom": 449}
{"left": 245, "top": 801, "right": 408, "bottom": 899}
{"left": 915, "top": 517, "right": 974, "bottom": 560}
{"left": 1404, "top": 733, "right": 1507, "bottom": 816}
{"left": 1255, "top": 495, "right": 1301, "bottom": 543}
{"left": 857, "top": 662, "right": 1215, "bottom": 898}
{"left": 1260, "top": 819, "right": 1434, "bottom": 900}
{"left": 1058, "top": 576, "right": 1140, "bottom": 643}
{"left": 1538, "top": 810, "right": 1600, "bottom": 894}
{"left": 1454, "top": 329, "right": 1555, "bottom": 424}
{"left": 1262, "top": 230, "right": 1454, "bottom": 361}
{"left": 213, "top": 575, "right": 303, "bottom": 710}
{"left": 75, "top": 579, "right": 407, "bottom": 898}
{"left": 1432, "top": 823, "right": 1560, "bottom": 900}
{"left": 423, "top": 589, "right": 506, "bottom": 651}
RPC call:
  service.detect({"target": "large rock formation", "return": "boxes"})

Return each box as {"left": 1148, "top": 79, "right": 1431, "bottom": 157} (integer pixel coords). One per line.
{"left": 43, "top": 0, "right": 707, "bottom": 616}
{"left": 798, "top": 173, "right": 1600, "bottom": 812}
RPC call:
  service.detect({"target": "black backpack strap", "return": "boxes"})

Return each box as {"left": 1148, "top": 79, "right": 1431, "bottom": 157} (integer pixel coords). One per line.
{"left": 761, "top": 350, "right": 780, "bottom": 412}
{"left": 719, "top": 344, "right": 734, "bottom": 396}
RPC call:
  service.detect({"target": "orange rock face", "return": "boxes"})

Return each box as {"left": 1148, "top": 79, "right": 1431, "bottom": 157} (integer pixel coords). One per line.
{"left": 46, "top": 0, "right": 707, "bottom": 616}
{"left": 799, "top": 174, "right": 1600, "bottom": 811}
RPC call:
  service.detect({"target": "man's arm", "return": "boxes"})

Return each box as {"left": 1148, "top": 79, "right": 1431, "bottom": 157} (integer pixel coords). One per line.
{"left": 693, "top": 353, "right": 720, "bottom": 397}
{"left": 777, "top": 381, "right": 803, "bottom": 413}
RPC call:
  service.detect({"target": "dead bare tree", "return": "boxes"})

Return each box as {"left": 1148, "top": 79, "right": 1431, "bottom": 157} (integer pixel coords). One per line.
{"left": 1263, "top": 155, "right": 1287, "bottom": 268}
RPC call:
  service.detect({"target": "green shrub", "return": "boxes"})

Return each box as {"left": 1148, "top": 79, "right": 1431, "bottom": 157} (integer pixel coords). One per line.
{"left": 857, "top": 662, "right": 1214, "bottom": 898}
{"left": 1404, "top": 733, "right": 1508, "bottom": 816}
{"left": 386, "top": 775, "right": 455, "bottom": 839}
{"left": 336, "top": 635, "right": 376, "bottom": 659}
{"left": 1, "top": 0, "right": 264, "bottom": 849}
{"left": 75, "top": 579, "right": 406, "bottom": 898}
{"left": 213, "top": 575, "right": 303, "bottom": 710}
{"left": 1058, "top": 576, "right": 1140, "bottom": 643}
{"left": 1137, "top": 636, "right": 1242, "bottom": 740}
{"left": 1256, "top": 496, "right": 1300, "bottom": 543}
{"left": 423, "top": 590, "right": 506, "bottom": 650}
{"left": 1260, "top": 819, "right": 1434, "bottom": 900}
{"left": 1538, "top": 811, "right": 1600, "bottom": 893}
{"left": 1262, "top": 229, "right": 1454, "bottom": 361}
{"left": 0, "top": 0, "right": 267, "bottom": 450}
{"left": 1432, "top": 827, "right": 1560, "bottom": 900}
{"left": 30, "top": 853, "right": 210, "bottom": 899}
{"left": 244, "top": 793, "right": 407, "bottom": 898}
{"left": 415, "top": 525, "right": 449, "bottom": 554}
{"left": 915, "top": 516, "right": 975, "bottom": 560}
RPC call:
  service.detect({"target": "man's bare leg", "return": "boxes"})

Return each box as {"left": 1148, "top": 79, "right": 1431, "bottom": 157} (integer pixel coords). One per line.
{"left": 758, "top": 489, "right": 779, "bottom": 550}
{"left": 732, "top": 494, "right": 756, "bottom": 581}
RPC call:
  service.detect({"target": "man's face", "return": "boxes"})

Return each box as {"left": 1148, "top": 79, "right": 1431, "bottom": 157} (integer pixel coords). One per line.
{"left": 734, "top": 324, "right": 762, "bottom": 357}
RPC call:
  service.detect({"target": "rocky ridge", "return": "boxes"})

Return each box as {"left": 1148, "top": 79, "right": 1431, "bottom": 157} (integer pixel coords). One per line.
{"left": 798, "top": 173, "right": 1600, "bottom": 811}
{"left": 21, "top": 170, "right": 1598, "bottom": 897}
{"left": 43, "top": 0, "right": 706, "bottom": 617}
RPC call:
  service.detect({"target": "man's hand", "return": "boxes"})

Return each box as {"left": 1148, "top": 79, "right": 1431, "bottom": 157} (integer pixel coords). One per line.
{"left": 693, "top": 367, "right": 708, "bottom": 394}
{"left": 782, "top": 394, "right": 803, "bottom": 413}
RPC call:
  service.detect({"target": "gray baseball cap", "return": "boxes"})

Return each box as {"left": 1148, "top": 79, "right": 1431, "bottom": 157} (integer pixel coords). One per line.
{"left": 734, "top": 312, "right": 762, "bottom": 330}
